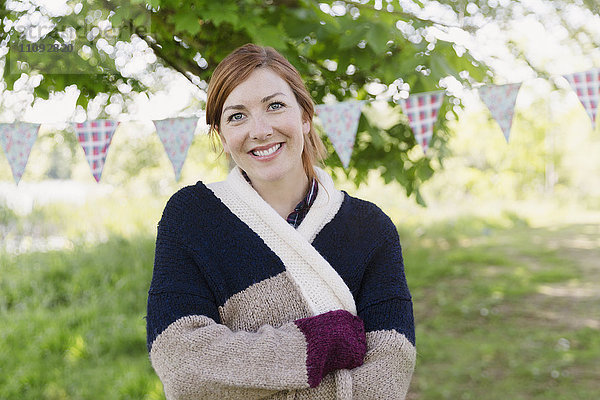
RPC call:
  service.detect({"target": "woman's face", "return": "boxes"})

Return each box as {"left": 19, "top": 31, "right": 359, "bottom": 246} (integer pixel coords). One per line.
{"left": 218, "top": 67, "right": 310, "bottom": 186}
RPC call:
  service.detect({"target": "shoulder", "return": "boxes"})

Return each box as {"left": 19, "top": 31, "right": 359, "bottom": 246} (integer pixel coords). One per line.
{"left": 316, "top": 191, "right": 399, "bottom": 249}
{"left": 158, "top": 181, "right": 222, "bottom": 232}
{"left": 162, "top": 181, "right": 208, "bottom": 215}
{"left": 338, "top": 192, "right": 397, "bottom": 234}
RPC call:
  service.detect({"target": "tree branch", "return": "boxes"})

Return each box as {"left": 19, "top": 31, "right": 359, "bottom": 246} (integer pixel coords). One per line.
{"left": 98, "top": 0, "right": 200, "bottom": 86}
{"left": 136, "top": 31, "right": 200, "bottom": 86}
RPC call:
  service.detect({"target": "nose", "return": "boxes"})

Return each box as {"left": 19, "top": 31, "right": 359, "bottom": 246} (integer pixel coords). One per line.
{"left": 250, "top": 114, "right": 273, "bottom": 140}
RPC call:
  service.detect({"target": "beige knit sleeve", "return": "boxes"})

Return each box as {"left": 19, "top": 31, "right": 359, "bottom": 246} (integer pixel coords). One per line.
{"left": 149, "top": 313, "right": 311, "bottom": 400}
{"left": 350, "top": 329, "right": 416, "bottom": 399}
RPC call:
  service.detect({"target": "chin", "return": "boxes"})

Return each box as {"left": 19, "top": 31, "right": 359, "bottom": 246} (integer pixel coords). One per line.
{"left": 253, "top": 170, "right": 287, "bottom": 183}
{"left": 246, "top": 164, "right": 296, "bottom": 183}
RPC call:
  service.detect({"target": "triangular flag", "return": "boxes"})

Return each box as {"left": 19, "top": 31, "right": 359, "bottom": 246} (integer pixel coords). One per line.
{"left": 315, "top": 101, "right": 365, "bottom": 167}
{"left": 564, "top": 68, "right": 600, "bottom": 129}
{"left": 478, "top": 83, "right": 521, "bottom": 142}
{"left": 0, "top": 122, "right": 40, "bottom": 184}
{"left": 154, "top": 118, "right": 198, "bottom": 181}
{"left": 399, "top": 91, "right": 444, "bottom": 154}
{"left": 73, "top": 120, "right": 118, "bottom": 182}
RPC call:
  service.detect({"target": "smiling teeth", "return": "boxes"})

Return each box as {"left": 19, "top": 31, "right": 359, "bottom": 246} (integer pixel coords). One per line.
{"left": 252, "top": 143, "right": 281, "bottom": 157}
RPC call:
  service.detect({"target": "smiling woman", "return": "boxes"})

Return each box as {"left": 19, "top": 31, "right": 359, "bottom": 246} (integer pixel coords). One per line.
{"left": 215, "top": 67, "right": 310, "bottom": 216}
{"left": 145, "top": 43, "right": 416, "bottom": 400}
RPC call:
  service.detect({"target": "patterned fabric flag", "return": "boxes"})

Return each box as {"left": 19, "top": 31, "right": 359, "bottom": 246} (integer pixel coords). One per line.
{"left": 73, "top": 120, "right": 118, "bottom": 182}
{"left": 154, "top": 118, "right": 198, "bottom": 181}
{"left": 315, "top": 101, "right": 365, "bottom": 167}
{"left": 564, "top": 68, "right": 600, "bottom": 129}
{"left": 0, "top": 122, "right": 40, "bottom": 184}
{"left": 478, "top": 83, "right": 522, "bottom": 142}
{"left": 399, "top": 91, "right": 444, "bottom": 154}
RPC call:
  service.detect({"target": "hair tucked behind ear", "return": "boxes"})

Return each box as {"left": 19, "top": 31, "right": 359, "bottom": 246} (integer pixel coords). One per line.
{"left": 205, "top": 43, "right": 327, "bottom": 183}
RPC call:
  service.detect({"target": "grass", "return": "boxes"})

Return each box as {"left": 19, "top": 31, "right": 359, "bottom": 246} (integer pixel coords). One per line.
{"left": 0, "top": 235, "right": 162, "bottom": 400}
{"left": 1, "top": 197, "right": 599, "bottom": 399}
{"left": 403, "top": 216, "right": 600, "bottom": 400}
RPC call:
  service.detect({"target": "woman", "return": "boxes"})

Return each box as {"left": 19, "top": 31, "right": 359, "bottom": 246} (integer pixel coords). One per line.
{"left": 146, "top": 43, "right": 415, "bottom": 400}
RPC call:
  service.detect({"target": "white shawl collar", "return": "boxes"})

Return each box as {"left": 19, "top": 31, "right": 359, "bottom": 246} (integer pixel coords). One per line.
{"left": 207, "top": 166, "right": 357, "bottom": 316}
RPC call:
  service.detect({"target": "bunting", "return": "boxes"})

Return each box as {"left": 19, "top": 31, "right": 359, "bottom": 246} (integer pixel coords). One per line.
{"left": 315, "top": 101, "right": 365, "bottom": 167}
{"left": 2, "top": 67, "right": 599, "bottom": 184}
{"left": 154, "top": 118, "right": 198, "bottom": 180}
{"left": 73, "top": 120, "right": 119, "bottom": 182}
{"left": 0, "top": 122, "right": 40, "bottom": 184}
{"left": 478, "top": 83, "right": 522, "bottom": 142}
{"left": 399, "top": 91, "right": 444, "bottom": 154}
{"left": 564, "top": 68, "right": 600, "bottom": 129}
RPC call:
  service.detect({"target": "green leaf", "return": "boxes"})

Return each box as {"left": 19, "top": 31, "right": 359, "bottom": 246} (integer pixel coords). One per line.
{"left": 172, "top": 11, "right": 201, "bottom": 35}
{"left": 415, "top": 189, "right": 427, "bottom": 206}
{"left": 365, "top": 23, "right": 389, "bottom": 55}
{"left": 430, "top": 53, "right": 456, "bottom": 79}
{"left": 201, "top": 2, "right": 239, "bottom": 28}
{"left": 339, "top": 23, "right": 368, "bottom": 50}
{"left": 34, "top": 85, "right": 50, "bottom": 100}
{"left": 76, "top": 94, "right": 90, "bottom": 109}
{"left": 416, "top": 163, "right": 434, "bottom": 181}
{"left": 247, "top": 24, "right": 287, "bottom": 49}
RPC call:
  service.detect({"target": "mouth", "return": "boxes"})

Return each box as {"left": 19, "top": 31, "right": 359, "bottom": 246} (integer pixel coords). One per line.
{"left": 249, "top": 142, "right": 283, "bottom": 158}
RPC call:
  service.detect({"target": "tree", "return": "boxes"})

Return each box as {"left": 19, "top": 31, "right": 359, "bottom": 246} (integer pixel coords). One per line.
{"left": 1, "top": 0, "right": 598, "bottom": 202}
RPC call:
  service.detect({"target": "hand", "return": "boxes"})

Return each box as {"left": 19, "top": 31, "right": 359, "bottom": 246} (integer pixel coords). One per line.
{"left": 294, "top": 309, "right": 367, "bottom": 387}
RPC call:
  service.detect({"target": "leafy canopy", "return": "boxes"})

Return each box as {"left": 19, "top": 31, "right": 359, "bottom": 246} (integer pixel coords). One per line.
{"left": 1, "top": 0, "right": 596, "bottom": 202}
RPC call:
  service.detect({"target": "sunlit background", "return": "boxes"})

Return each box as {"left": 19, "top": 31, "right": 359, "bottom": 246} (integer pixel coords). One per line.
{"left": 1, "top": 0, "right": 599, "bottom": 399}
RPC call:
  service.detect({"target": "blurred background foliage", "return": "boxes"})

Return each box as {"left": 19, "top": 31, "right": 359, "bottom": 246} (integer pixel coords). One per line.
{"left": 1, "top": 0, "right": 599, "bottom": 201}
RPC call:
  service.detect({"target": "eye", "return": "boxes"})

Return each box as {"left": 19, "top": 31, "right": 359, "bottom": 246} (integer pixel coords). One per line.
{"left": 268, "top": 102, "right": 286, "bottom": 111}
{"left": 227, "top": 112, "right": 244, "bottom": 122}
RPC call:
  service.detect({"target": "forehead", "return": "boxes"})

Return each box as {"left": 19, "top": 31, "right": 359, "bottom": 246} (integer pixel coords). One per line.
{"left": 223, "top": 68, "right": 294, "bottom": 107}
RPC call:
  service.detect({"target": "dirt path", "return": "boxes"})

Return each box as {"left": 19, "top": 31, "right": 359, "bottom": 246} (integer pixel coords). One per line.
{"left": 522, "top": 220, "right": 600, "bottom": 330}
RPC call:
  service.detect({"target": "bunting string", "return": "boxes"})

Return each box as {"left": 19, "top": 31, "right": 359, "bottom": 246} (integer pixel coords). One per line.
{"left": 0, "top": 67, "right": 598, "bottom": 184}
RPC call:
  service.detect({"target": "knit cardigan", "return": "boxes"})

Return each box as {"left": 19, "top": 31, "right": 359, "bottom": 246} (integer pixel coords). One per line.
{"left": 146, "top": 166, "right": 416, "bottom": 400}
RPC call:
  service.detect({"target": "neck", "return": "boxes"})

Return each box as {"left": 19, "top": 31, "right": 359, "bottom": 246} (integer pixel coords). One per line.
{"left": 250, "top": 170, "right": 310, "bottom": 219}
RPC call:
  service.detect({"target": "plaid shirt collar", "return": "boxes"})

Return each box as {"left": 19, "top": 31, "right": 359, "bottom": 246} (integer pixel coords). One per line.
{"left": 241, "top": 170, "right": 319, "bottom": 229}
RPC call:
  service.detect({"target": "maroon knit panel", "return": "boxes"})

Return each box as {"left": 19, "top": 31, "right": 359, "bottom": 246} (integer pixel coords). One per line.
{"left": 294, "top": 309, "right": 367, "bottom": 388}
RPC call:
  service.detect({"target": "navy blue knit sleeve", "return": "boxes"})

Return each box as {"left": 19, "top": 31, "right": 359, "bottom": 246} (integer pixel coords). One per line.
{"left": 350, "top": 205, "right": 416, "bottom": 399}
{"left": 146, "top": 188, "right": 221, "bottom": 353}
{"left": 355, "top": 213, "right": 415, "bottom": 345}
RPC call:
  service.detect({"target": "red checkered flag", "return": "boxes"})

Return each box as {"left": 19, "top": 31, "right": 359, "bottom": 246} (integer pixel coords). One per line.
{"left": 399, "top": 91, "right": 444, "bottom": 154}
{"left": 564, "top": 68, "right": 600, "bottom": 130}
{"left": 74, "top": 120, "right": 119, "bottom": 182}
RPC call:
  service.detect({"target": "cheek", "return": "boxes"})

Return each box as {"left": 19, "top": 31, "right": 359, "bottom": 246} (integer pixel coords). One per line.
{"left": 217, "top": 132, "right": 230, "bottom": 153}
{"left": 279, "top": 114, "right": 307, "bottom": 140}
{"left": 219, "top": 128, "right": 245, "bottom": 153}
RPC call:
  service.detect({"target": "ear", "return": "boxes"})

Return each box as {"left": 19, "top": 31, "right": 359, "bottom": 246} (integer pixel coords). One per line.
{"left": 217, "top": 131, "right": 230, "bottom": 154}
{"left": 302, "top": 118, "right": 310, "bottom": 136}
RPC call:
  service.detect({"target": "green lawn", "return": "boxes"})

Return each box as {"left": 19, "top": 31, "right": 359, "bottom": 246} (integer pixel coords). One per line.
{"left": 1, "top": 199, "right": 598, "bottom": 399}
{"left": 404, "top": 216, "right": 600, "bottom": 400}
